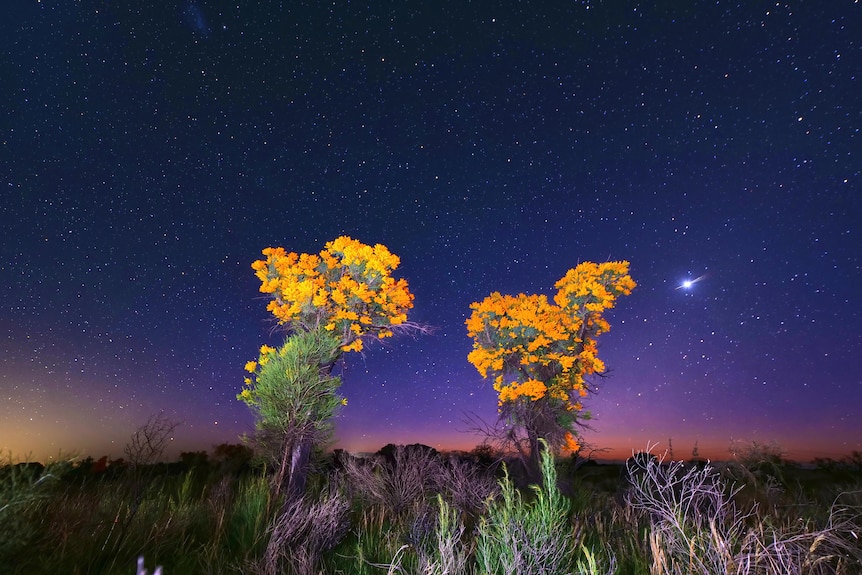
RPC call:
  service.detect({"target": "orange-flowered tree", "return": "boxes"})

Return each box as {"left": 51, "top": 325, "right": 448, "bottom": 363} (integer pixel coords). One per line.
{"left": 466, "top": 261, "right": 635, "bottom": 481}
{"left": 239, "top": 236, "right": 419, "bottom": 500}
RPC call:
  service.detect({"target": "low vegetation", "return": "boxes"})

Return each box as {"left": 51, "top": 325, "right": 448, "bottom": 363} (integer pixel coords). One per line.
{"left": 1, "top": 443, "right": 860, "bottom": 574}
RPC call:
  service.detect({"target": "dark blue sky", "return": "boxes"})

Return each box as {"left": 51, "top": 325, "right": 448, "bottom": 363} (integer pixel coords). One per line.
{"left": 2, "top": 1, "right": 860, "bottom": 462}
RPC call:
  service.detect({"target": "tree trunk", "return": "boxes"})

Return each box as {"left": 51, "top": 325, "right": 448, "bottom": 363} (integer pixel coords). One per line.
{"left": 273, "top": 432, "right": 313, "bottom": 502}
{"left": 269, "top": 338, "right": 340, "bottom": 503}
{"left": 285, "top": 434, "right": 313, "bottom": 501}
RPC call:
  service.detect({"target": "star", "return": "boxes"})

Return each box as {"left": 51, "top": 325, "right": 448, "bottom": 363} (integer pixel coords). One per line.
{"left": 675, "top": 274, "right": 707, "bottom": 290}
{"left": 2, "top": 1, "right": 859, "bottom": 464}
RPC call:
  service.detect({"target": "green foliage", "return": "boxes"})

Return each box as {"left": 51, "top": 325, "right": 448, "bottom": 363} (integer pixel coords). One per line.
{"left": 576, "top": 544, "right": 617, "bottom": 575}
{"left": 239, "top": 328, "right": 344, "bottom": 443}
{"left": 476, "top": 440, "right": 575, "bottom": 575}
{"left": 225, "top": 474, "right": 272, "bottom": 556}
{"left": 324, "top": 506, "right": 406, "bottom": 575}
{"left": 240, "top": 328, "right": 345, "bottom": 499}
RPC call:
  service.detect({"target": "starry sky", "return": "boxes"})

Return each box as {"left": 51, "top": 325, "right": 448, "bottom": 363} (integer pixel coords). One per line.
{"left": 3, "top": 1, "right": 860, "bottom": 464}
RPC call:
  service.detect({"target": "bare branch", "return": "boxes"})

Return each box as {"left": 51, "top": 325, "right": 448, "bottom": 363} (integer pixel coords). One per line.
{"left": 124, "top": 413, "right": 181, "bottom": 467}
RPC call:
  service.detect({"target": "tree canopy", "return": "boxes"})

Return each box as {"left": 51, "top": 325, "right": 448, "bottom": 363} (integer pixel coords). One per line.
{"left": 250, "top": 235, "right": 414, "bottom": 352}
{"left": 466, "top": 261, "right": 635, "bottom": 456}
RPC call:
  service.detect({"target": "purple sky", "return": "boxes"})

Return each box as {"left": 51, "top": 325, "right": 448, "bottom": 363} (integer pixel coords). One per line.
{"left": 2, "top": 1, "right": 860, "bottom": 463}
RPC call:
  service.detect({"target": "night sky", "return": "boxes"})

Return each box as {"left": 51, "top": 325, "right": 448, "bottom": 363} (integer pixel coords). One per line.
{"left": 3, "top": 1, "right": 860, "bottom": 464}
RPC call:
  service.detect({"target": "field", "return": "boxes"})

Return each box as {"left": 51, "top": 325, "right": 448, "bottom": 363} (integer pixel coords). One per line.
{"left": 2, "top": 444, "right": 860, "bottom": 575}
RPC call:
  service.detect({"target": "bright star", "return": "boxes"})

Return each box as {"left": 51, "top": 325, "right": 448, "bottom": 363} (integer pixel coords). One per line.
{"left": 675, "top": 274, "right": 707, "bottom": 290}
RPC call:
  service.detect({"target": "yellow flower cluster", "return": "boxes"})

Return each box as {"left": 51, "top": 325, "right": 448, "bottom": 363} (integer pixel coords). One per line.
{"left": 466, "top": 261, "right": 635, "bottom": 409}
{"left": 251, "top": 236, "right": 414, "bottom": 352}
{"left": 238, "top": 344, "right": 281, "bottom": 404}
{"left": 563, "top": 432, "right": 580, "bottom": 453}
{"left": 553, "top": 261, "right": 636, "bottom": 318}
{"left": 495, "top": 378, "right": 547, "bottom": 403}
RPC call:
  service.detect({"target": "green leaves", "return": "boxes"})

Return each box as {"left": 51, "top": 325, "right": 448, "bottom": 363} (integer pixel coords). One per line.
{"left": 476, "top": 440, "right": 574, "bottom": 575}
{"left": 243, "top": 328, "right": 344, "bottom": 439}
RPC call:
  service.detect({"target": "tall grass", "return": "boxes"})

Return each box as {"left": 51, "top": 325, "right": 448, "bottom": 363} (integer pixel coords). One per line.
{"left": 1, "top": 462, "right": 275, "bottom": 574}
{"left": 0, "top": 454, "right": 69, "bottom": 567}
{"left": 475, "top": 440, "right": 577, "bottom": 575}
{"left": 2, "top": 443, "right": 861, "bottom": 574}
{"left": 380, "top": 439, "right": 615, "bottom": 575}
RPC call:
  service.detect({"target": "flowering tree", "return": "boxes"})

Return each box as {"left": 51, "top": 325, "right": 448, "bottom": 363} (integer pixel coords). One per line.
{"left": 466, "top": 261, "right": 635, "bottom": 480}
{"left": 239, "top": 236, "right": 418, "bottom": 500}
{"left": 251, "top": 236, "right": 414, "bottom": 352}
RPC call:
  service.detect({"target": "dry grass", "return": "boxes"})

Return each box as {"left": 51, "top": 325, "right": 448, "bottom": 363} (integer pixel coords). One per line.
{"left": 263, "top": 478, "right": 350, "bottom": 575}
{"left": 623, "top": 448, "right": 862, "bottom": 575}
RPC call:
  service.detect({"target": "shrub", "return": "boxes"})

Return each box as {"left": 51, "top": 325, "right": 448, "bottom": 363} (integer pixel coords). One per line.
{"left": 624, "top": 448, "right": 862, "bottom": 575}
{"left": 475, "top": 440, "right": 576, "bottom": 575}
